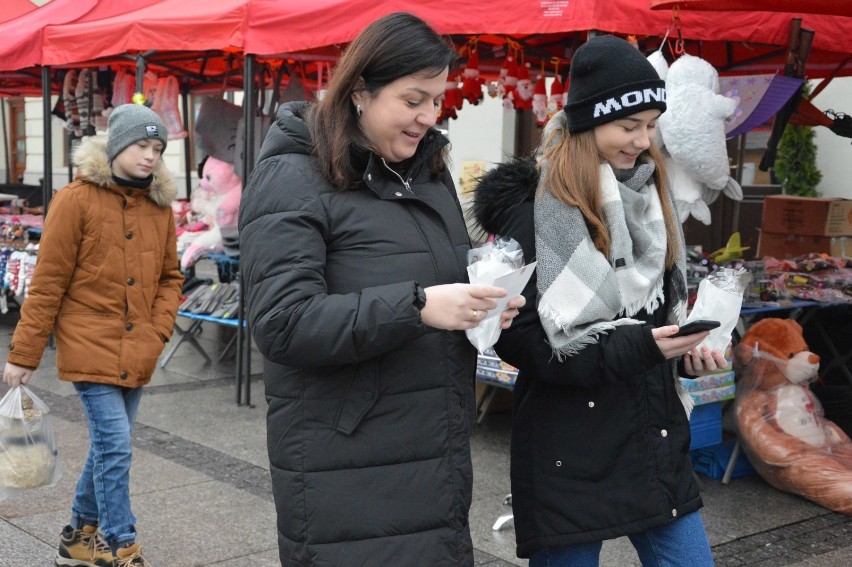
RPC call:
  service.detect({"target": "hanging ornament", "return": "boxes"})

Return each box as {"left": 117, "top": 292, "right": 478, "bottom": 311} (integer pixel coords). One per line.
{"left": 461, "top": 43, "right": 485, "bottom": 105}
{"left": 513, "top": 62, "right": 534, "bottom": 111}
{"left": 532, "top": 70, "right": 548, "bottom": 126}
{"left": 547, "top": 59, "right": 565, "bottom": 120}
{"left": 440, "top": 73, "right": 464, "bottom": 121}
{"left": 500, "top": 54, "right": 519, "bottom": 111}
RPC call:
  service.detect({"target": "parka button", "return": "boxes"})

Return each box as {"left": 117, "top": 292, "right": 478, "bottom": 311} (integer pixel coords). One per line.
{"left": 125, "top": 232, "right": 133, "bottom": 240}
{"left": 367, "top": 173, "right": 372, "bottom": 181}
{"left": 661, "top": 429, "right": 668, "bottom": 437}
{"left": 127, "top": 277, "right": 135, "bottom": 286}
{"left": 588, "top": 401, "right": 595, "bottom": 408}
{"left": 394, "top": 192, "right": 402, "bottom": 197}
{"left": 120, "top": 372, "right": 128, "bottom": 380}
{"left": 7, "top": 342, "right": 14, "bottom": 350}
{"left": 672, "top": 509, "right": 678, "bottom": 517}
{"left": 125, "top": 323, "right": 133, "bottom": 331}
{"left": 121, "top": 199, "right": 127, "bottom": 209}
{"left": 555, "top": 460, "right": 562, "bottom": 467}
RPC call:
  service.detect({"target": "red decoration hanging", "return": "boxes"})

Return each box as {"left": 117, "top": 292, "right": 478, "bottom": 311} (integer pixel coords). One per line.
{"left": 547, "top": 59, "right": 565, "bottom": 121}
{"left": 461, "top": 45, "right": 485, "bottom": 105}
{"left": 512, "top": 62, "right": 534, "bottom": 111}
{"left": 440, "top": 73, "right": 463, "bottom": 121}
{"left": 533, "top": 71, "right": 548, "bottom": 126}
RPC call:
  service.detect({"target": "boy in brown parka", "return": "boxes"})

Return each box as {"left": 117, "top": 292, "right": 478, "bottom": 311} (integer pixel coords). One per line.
{"left": 3, "top": 103, "right": 183, "bottom": 567}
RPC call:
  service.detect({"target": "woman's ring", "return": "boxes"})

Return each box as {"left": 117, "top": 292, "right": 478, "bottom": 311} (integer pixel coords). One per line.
{"left": 472, "top": 309, "right": 478, "bottom": 319}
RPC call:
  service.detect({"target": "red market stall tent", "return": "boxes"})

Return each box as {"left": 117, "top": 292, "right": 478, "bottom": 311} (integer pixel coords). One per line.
{"left": 2, "top": 0, "right": 851, "bottom": 75}
{"left": 649, "top": 0, "right": 852, "bottom": 17}
{"left": 2, "top": 0, "right": 852, "bottom": 207}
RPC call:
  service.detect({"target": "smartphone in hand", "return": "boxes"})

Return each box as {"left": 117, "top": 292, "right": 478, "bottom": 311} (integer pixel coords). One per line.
{"left": 672, "top": 320, "right": 720, "bottom": 337}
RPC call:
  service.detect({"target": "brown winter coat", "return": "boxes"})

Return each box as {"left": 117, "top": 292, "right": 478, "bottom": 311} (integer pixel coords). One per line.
{"left": 7, "top": 138, "right": 183, "bottom": 387}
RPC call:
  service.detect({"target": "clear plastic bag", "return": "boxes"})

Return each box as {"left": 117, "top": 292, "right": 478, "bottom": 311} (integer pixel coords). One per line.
{"left": 0, "top": 386, "right": 62, "bottom": 501}
{"left": 465, "top": 237, "right": 534, "bottom": 353}
{"left": 687, "top": 266, "right": 751, "bottom": 352}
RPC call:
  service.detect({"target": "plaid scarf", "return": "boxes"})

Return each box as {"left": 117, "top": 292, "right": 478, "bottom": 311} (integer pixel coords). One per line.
{"left": 534, "top": 116, "right": 692, "bottom": 412}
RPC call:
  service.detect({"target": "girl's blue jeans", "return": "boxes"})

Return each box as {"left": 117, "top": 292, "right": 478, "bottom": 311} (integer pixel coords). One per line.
{"left": 70, "top": 382, "right": 143, "bottom": 549}
{"left": 529, "top": 511, "right": 714, "bottom": 567}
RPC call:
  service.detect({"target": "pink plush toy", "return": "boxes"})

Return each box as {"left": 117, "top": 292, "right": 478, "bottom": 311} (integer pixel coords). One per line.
{"left": 179, "top": 157, "right": 242, "bottom": 271}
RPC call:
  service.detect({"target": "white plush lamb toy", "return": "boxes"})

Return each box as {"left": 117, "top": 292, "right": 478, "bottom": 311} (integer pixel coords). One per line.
{"left": 657, "top": 53, "right": 743, "bottom": 223}
{"left": 647, "top": 50, "right": 708, "bottom": 223}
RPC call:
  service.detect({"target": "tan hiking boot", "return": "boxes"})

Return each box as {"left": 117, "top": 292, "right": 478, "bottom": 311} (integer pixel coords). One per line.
{"left": 55, "top": 524, "right": 114, "bottom": 567}
{"left": 113, "top": 543, "right": 151, "bottom": 567}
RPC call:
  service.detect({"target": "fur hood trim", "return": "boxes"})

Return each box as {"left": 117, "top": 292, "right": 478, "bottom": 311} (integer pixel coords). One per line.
{"left": 72, "top": 137, "right": 177, "bottom": 208}
{"left": 468, "top": 155, "right": 539, "bottom": 238}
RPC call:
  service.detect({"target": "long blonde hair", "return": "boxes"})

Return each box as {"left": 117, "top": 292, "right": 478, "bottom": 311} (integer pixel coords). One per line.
{"left": 539, "top": 125, "right": 680, "bottom": 267}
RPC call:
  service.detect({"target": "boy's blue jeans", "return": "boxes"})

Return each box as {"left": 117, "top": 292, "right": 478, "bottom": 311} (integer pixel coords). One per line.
{"left": 529, "top": 511, "right": 714, "bottom": 567}
{"left": 70, "top": 382, "right": 143, "bottom": 549}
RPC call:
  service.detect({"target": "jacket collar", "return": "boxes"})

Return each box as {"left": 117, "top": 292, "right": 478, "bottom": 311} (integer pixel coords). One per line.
{"left": 72, "top": 137, "right": 177, "bottom": 208}
{"left": 361, "top": 130, "right": 449, "bottom": 199}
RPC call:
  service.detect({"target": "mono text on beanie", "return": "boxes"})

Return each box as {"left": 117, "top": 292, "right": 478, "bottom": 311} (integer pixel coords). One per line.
{"left": 564, "top": 35, "right": 667, "bottom": 133}
{"left": 107, "top": 104, "right": 168, "bottom": 161}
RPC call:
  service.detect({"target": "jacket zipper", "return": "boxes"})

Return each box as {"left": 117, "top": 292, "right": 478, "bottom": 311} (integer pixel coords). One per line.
{"left": 380, "top": 158, "right": 413, "bottom": 193}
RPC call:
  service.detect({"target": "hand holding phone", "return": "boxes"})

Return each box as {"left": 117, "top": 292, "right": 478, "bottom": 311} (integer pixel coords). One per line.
{"left": 672, "top": 319, "right": 720, "bottom": 337}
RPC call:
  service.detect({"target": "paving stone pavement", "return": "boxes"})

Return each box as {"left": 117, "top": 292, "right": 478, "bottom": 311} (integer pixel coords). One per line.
{"left": 1, "top": 309, "right": 850, "bottom": 566}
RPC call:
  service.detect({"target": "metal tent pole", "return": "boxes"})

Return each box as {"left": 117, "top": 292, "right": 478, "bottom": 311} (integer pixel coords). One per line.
{"left": 236, "top": 54, "right": 257, "bottom": 407}
{"left": 181, "top": 84, "right": 192, "bottom": 199}
{"left": 42, "top": 66, "right": 53, "bottom": 212}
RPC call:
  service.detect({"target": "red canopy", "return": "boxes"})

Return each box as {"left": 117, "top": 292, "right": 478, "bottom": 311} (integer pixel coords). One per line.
{"left": 3, "top": 0, "right": 852, "bottom": 79}
{"left": 0, "top": 0, "right": 98, "bottom": 71}
{"left": 1, "top": 0, "right": 48, "bottom": 24}
{"left": 244, "top": 0, "right": 852, "bottom": 77}
{"left": 649, "top": 0, "right": 852, "bottom": 17}
{"left": 40, "top": 0, "right": 247, "bottom": 66}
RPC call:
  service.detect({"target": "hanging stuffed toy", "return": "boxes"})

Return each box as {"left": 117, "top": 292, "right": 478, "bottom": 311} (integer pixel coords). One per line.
{"left": 461, "top": 46, "right": 485, "bottom": 105}
{"left": 546, "top": 61, "right": 564, "bottom": 121}
{"left": 735, "top": 318, "right": 852, "bottom": 515}
{"left": 657, "top": 53, "right": 743, "bottom": 212}
{"left": 532, "top": 72, "right": 548, "bottom": 126}
{"left": 440, "top": 73, "right": 463, "bottom": 121}
{"left": 512, "top": 62, "right": 534, "bottom": 111}
{"left": 499, "top": 54, "right": 518, "bottom": 111}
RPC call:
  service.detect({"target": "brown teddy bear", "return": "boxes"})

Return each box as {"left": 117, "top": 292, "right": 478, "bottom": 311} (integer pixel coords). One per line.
{"left": 735, "top": 318, "right": 852, "bottom": 515}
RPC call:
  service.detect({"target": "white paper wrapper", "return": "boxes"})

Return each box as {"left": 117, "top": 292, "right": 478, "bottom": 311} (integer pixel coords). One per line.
{"left": 687, "top": 267, "right": 751, "bottom": 352}
{"left": 465, "top": 238, "right": 535, "bottom": 353}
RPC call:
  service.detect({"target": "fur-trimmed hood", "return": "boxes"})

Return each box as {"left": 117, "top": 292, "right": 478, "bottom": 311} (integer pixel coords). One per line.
{"left": 72, "top": 136, "right": 177, "bottom": 208}
{"left": 469, "top": 155, "right": 539, "bottom": 238}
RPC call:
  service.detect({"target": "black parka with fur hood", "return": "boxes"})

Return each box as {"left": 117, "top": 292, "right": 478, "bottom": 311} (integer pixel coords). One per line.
{"left": 471, "top": 158, "right": 702, "bottom": 558}
{"left": 239, "top": 102, "right": 477, "bottom": 566}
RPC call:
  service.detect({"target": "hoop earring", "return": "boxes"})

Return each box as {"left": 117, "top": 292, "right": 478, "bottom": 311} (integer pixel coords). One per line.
{"left": 356, "top": 104, "right": 362, "bottom": 117}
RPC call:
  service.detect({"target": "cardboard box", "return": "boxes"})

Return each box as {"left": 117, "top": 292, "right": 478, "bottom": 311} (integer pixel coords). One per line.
{"left": 757, "top": 231, "right": 849, "bottom": 259}
{"left": 761, "top": 195, "right": 852, "bottom": 237}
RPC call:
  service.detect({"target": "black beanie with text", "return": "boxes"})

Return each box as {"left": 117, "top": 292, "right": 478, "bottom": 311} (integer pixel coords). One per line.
{"left": 564, "top": 35, "right": 667, "bottom": 133}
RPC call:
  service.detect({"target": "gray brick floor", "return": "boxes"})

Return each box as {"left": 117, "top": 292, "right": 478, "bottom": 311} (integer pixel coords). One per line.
{"left": 1, "top": 301, "right": 849, "bottom": 566}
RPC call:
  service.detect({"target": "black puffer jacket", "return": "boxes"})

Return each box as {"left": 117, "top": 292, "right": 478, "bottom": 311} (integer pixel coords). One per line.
{"left": 472, "top": 158, "right": 702, "bottom": 558}
{"left": 239, "top": 102, "right": 476, "bottom": 566}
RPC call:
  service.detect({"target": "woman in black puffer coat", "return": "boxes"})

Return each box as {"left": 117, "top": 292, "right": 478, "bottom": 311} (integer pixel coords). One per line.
{"left": 471, "top": 36, "right": 728, "bottom": 566}
{"left": 239, "top": 13, "right": 523, "bottom": 566}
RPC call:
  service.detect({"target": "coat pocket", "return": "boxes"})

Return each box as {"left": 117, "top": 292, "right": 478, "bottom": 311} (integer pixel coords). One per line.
{"left": 332, "top": 361, "right": 380, "bottom": 436}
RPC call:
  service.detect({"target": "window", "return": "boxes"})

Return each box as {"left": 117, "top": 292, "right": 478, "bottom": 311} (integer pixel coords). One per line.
{"left": 7, "top": 98, "right": 26, "bottom": 182}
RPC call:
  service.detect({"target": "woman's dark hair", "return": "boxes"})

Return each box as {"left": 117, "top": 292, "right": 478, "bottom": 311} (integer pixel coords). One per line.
{"left": 309, "top": 12, "right": 459, "bottom": 189}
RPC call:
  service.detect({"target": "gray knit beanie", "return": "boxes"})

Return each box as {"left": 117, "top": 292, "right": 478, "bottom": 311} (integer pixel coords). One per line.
{"left": 107, "top": 104, "right": 168, "bottom": 161}
{"left": 564, "top": 35, "right": 667, "bottom": 133}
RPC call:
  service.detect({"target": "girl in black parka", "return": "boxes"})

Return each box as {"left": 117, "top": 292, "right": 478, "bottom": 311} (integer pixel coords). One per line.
{"left": 239, "top": 12, "right": 523, "bottom": 566}
{"left": 472, "top": 36, "right": 728, "bottom": 566}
